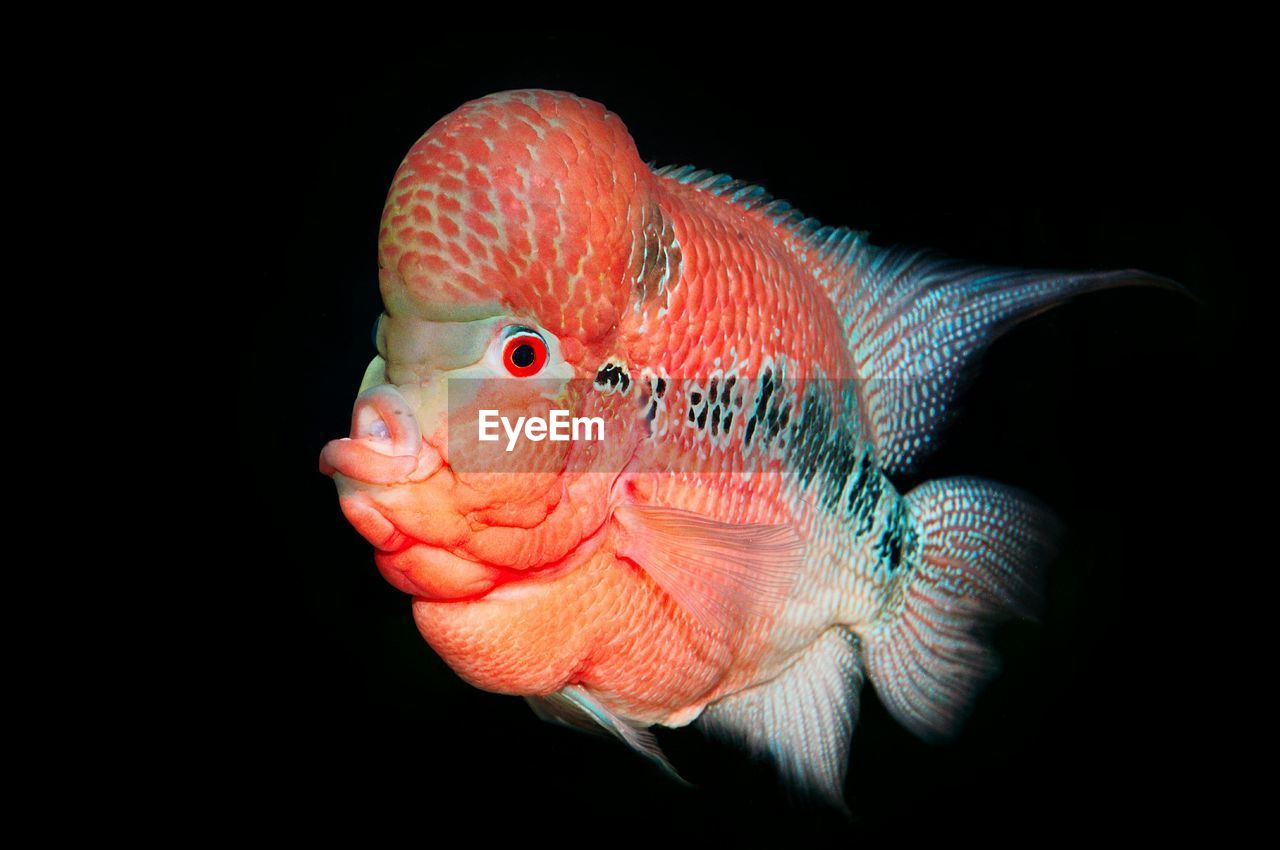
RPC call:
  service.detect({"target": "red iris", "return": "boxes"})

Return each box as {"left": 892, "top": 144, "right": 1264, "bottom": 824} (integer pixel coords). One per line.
{"left": 502, "top": 333, "right": 548, "bottom": 377}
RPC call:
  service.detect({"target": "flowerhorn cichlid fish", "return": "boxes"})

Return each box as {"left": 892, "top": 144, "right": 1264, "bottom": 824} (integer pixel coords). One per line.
{"left": 320, "top": 90, "right": 1175, "bottom": 806}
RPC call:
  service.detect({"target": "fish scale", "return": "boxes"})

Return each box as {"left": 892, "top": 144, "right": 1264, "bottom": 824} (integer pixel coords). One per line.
{"left": 324, "top": 89, "right": 1178, "bottom": 807}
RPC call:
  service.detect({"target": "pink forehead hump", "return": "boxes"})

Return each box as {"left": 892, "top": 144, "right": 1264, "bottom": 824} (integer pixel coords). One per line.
{"left": 378, "top": 90, "right": 648, "bottom": 341}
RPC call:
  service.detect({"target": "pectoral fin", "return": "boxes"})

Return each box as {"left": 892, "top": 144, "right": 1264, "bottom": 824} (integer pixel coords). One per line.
{"left": 612, "top": 503, "right": 805, "bottom": 634}
{"left": 525, "top": 685, "right": 688, "bottom": 784}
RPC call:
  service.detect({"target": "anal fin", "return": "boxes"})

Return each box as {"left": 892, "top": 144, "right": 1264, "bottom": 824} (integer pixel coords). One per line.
{"left": 697, "top": 627, "right": 864, "bottom": 808}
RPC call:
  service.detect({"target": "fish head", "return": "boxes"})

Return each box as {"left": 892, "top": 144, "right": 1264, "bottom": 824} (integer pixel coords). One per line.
{"left": 321, "top": 91, "right": 662, "bottom": 687}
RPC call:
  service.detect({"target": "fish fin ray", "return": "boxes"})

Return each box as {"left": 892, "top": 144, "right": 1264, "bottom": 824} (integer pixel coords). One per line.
{"left": 864, "top": 477, "right": 1059, "bottom": 740}
{"left": 651, "top": 163, "right": 813, "bottom": 223}
{"left": 698, "top": 627, "right": 863, "bottom": 809}
{"left": 651, "top": 163, "right": 1182, "bottom": 475}
{"left": 832, "top": 244, "right": 1181, "bottom": 474}
{"left": 526, "top": 686, "right": 689, "bottom": 784}
{"left": 613, "top": 503, "right": 805, "bottom": 634}
{"left": 525, "top": 692, "right": 605, "bottom": 736}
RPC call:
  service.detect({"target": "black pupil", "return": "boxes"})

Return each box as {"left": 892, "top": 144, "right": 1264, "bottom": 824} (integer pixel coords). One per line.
{"left": 511, "top": 342, "right": 537, "bottom": 369}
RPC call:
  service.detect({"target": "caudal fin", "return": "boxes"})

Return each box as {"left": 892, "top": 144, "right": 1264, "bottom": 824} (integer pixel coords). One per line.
{"left": 864, "top": 477, "right": 1059, "bottom": 741}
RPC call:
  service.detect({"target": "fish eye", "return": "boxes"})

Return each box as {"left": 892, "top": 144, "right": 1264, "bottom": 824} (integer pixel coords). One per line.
{"left": 502, "top": 331, "right": 548, "bottom": 377}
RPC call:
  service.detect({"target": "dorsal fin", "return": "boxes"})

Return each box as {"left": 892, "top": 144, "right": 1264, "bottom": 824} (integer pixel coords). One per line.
{"left": 829, "top": 245, "right": 1180, "bottom": 474}
{"left": 652, "top": 163, "right": 821, "bottom": 232}
{"left": 650, "top": 163, "right": 1182, "bottom": 475}
{"left": 651, "top": 163, "right": 870, "bottom": 265}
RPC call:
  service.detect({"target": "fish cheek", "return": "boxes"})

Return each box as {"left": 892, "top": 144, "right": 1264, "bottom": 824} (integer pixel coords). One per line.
{"left": 443, "top": 381, "right": 572, "bottom": 498}
{"left": 447, "top": 406, "right": 567, "bottom": 565}
{"left": 467, "top": 523, "right": 546, "bottom": 571}
{"left": 466, "top": 480, "right": 563, "bottom": 528}
{"left": 370, "top": 477, "right": 472, "bottom": 548}
{"left": 557, "top": 386, "right": 647, "bottom": 474}
{"left": 466, "top": 481, "right": 609, "bottom": 571}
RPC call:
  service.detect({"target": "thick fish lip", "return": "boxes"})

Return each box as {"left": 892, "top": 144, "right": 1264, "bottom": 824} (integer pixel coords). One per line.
{"left": 320, "top": 440, "right": 420, "bottom": 484}
{"left": 320, "top": 384, "right": 436, "bottom": 485}
{"left": 321, "top": 438, "right": 445, "bottom": 488}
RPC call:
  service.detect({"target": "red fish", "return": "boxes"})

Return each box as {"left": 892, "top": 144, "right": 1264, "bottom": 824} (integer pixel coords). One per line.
{"left": 321, "top": 90, "right": 1169, "bottom": 804}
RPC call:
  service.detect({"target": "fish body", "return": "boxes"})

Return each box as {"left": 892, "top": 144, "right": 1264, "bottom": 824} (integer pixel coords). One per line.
{"left": 321, "top": 90, "right": 1168, "bottom": 803}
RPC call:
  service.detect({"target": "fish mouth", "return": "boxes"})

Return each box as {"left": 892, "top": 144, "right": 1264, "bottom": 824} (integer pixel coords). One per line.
{"left": 339, "top": 490, "right": 611, "bottom": 603}
{"left": 320, "top": 440, "right": 423, "bottom": 485}
{"left": 320, "top": 383, "right": 440, "bottom": 486}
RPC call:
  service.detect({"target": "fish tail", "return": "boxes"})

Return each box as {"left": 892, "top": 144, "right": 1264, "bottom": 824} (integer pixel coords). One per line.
{"left": 863, "top": 477, "right": 1059, "bottom": 741}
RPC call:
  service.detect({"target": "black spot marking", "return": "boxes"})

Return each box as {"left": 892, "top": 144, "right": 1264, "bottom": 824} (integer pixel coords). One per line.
{"left": 875, "top": 498, "right": 915, "bottom": 572}
{"left": 594, "top": 362, "right": 631, "bottom": 394}
{"left": 744, "top": 365, "right": 804, "bottom": 453}
{"left": 768, "top": 402, "right": 789, "bottom": 444}
{"left": 635, "top": 370, "right": 669, "bottom": 438}
{"left": 745, "top": 369, "right": 776, "bottom": 448}
{"left": 845, "top": 452, "right": 870, "bottom": 516}
{"left": 851, "top": 458, "right": 883, "bottom": 536}
{"left": 789, "top": 389, "right": 832, "bottom": 491}
{"left": 816, "top": 439, "right": 860, "bottom": 513}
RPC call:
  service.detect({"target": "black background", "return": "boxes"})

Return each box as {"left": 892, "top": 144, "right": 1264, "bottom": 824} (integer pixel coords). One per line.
{"left": 237, "top": 34, "right": 1248, "bottom": 843}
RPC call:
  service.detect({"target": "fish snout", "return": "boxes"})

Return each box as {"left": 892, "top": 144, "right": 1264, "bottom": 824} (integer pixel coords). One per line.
{"left": 320, "top": 384, "right": 436, "bottom": 485}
